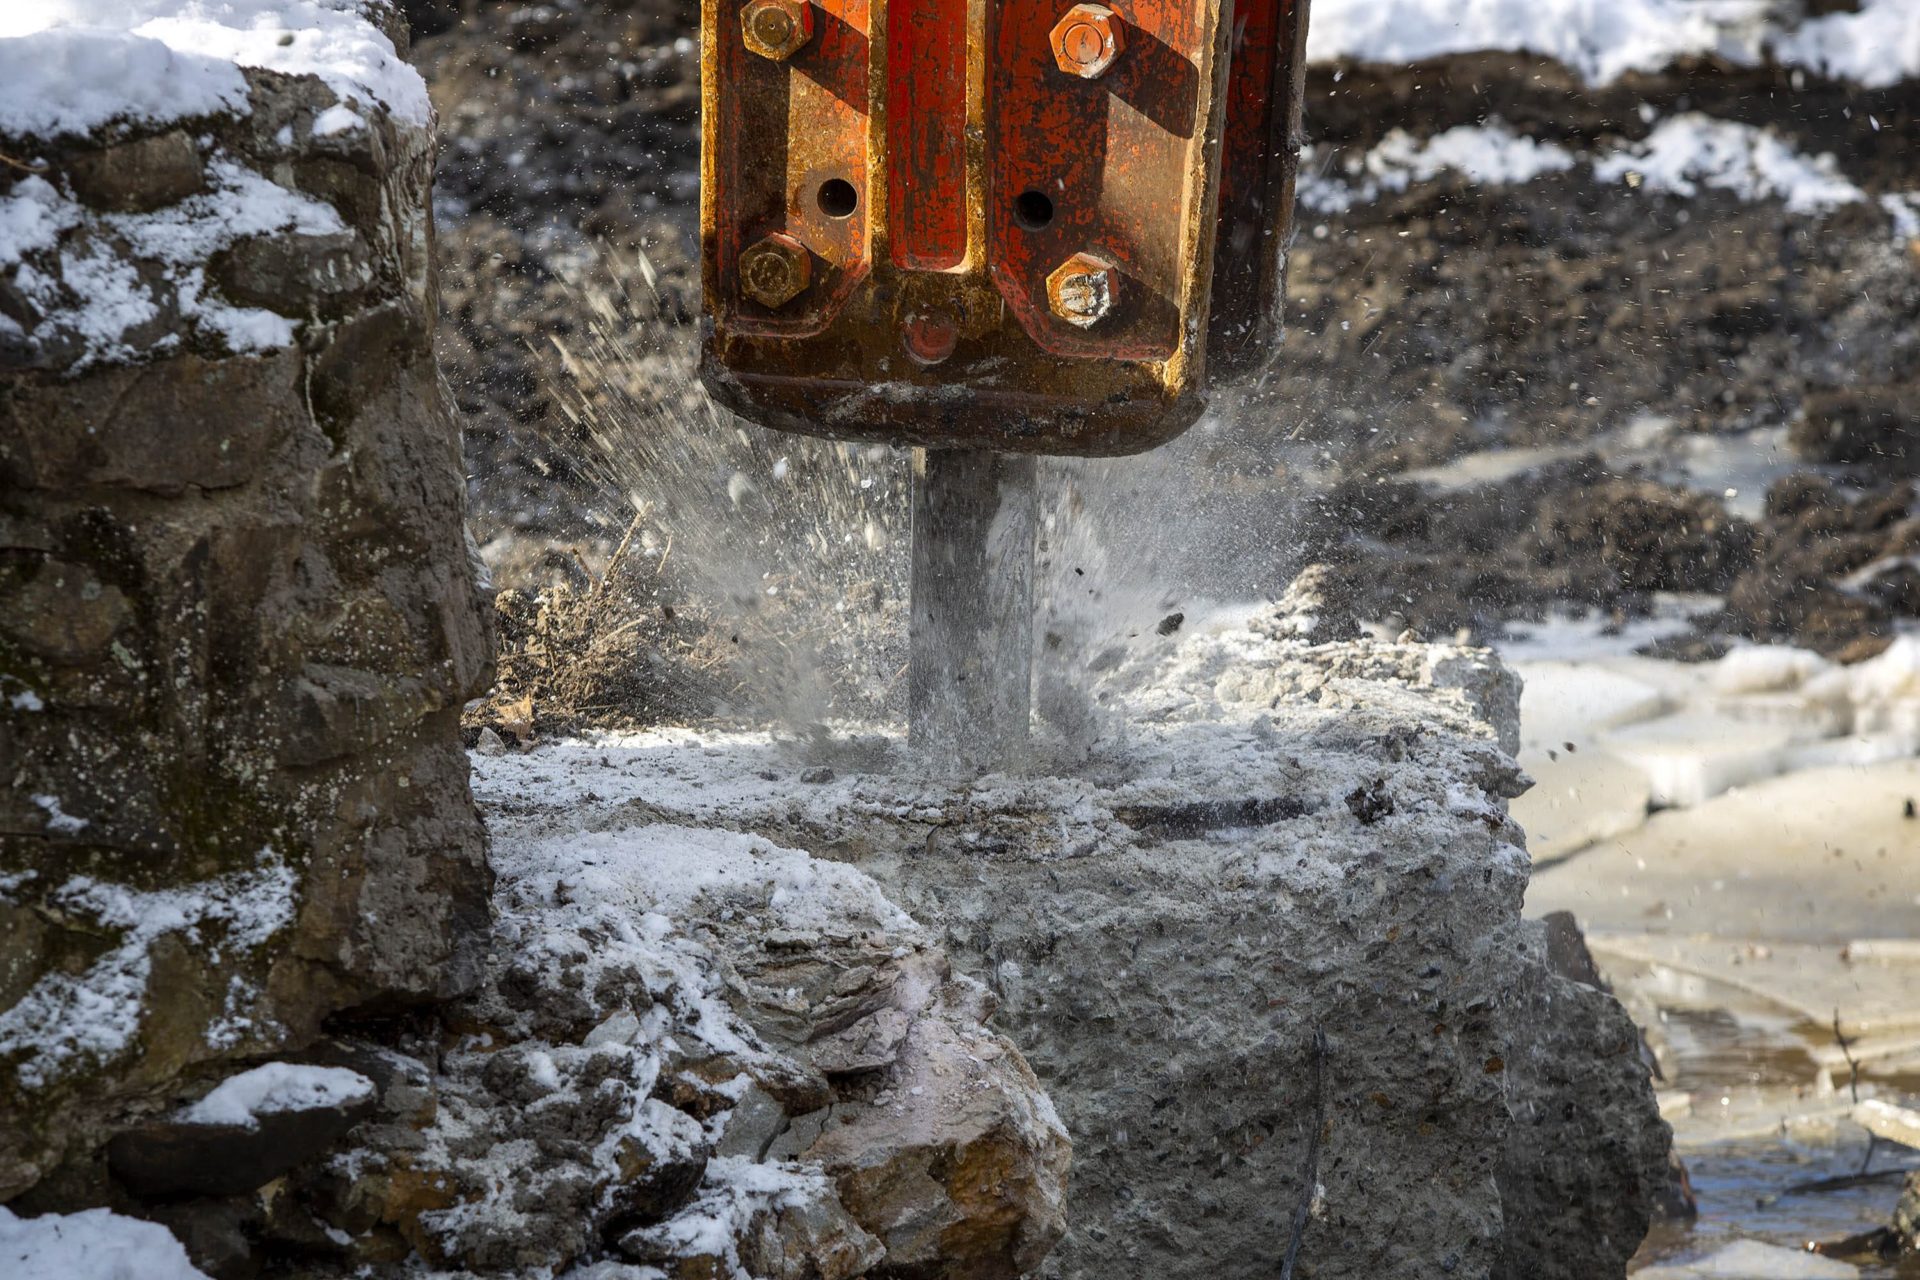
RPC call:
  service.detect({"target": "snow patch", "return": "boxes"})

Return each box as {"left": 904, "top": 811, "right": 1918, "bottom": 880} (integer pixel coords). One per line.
{"left": 0, "top": 850, "right": 298, "bottom": 1089}
{"left": 0, "top": 155, "right": 347, "bottom": 364}
{"left": 178, "top": 1062, "right": 374, "bottom": 1128}
{"left": 312, "top": 102, "right": 365, "bottom": 136}
{"left": 31, "top": 793, "right": 88, "bottom": 834}
{"left": 1300, "top": 121, "right": 1575, "bottom": 211}
{"left": 616, "top": 1156, "right": 832, "bottom": 1274}
{"left": 1302, "top": 114, "right": 1866, "bottom": 218}
{"left": 1307, "top": 0, "right": 1919, "bottom": 89}
{"left": 1593, "top": 114, "right": 1865, "bottom": 213}
{"left": 1770, "top": 0, "right": 1920, "bottom": 90}
{"left": 0, "top": 1204, "right": 210, "bottom": 1280}
{"left": 1305, "top": 0, "right": 1774, "bottom": 85}
{"left": 0, "top": 0, "right": 428, "bottom": 140}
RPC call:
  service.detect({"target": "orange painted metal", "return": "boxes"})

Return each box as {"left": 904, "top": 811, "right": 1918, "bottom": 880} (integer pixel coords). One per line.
{"left": 700, "top": 0, "right": 1312, "bottom": 456}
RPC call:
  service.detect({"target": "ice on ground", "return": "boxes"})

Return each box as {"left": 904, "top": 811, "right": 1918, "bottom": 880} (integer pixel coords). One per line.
{"left": 0, "top": 1204, "right": 210, "bottom": 1280}
{"left": 1503, "top": 616, "right": 1920, "bottom": 863}
{"left": 0, "top": 0, "right": 428, "bottom": 140}
{"left": 1634, "top": 1238, "right": 1859, "bottom": 1279}
{"left": 0, "top": 851, "right": 296, "bottom": 1089}
{"left": 1599, "top": 712, "right": 1795, "bottom": 809}
{"left": 1593, "top": 115, "right": 1865, "bottom": 214}
{"left": 1515, "top": 661, "right": 1669, "bottom": 753}
{"left": 1527, "top": 758, "right": 1920, "bottom": 944}
{"left": 1512, "top": 749, "right": 1652, "bottom": 864}
{"left": 178, "top": 1062, "right": 374, "bottom": 1128}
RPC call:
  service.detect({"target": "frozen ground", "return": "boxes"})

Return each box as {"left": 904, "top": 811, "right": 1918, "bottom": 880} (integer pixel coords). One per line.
{"left": 1486, "top": 608, "right": 1920, "bottom": 1273}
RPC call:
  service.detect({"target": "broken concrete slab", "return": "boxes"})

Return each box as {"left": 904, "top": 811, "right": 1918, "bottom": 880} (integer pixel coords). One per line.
{"left": 470, "top": 625, "right": 1676, "bottom": 1280}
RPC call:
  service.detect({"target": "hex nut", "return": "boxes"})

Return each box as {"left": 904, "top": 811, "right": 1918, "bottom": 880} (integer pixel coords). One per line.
{"left": 1049, "top": 4, "right": 1123, "bottom": 79}
{"left": 740, "top": 233, "right": 812, "bottom": 308}
{"left": 742, "top": 0, "right": 815, "bottom": 60}
{"left": 1046, "top": 251, "right": 1118, "bottom": 327}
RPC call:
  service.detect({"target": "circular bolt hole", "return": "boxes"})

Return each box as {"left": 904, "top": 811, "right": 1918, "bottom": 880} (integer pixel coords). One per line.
{"left": 1013, "top": 189, "right": 1055, "bottom": 231}
{"left": 817, "top": 178, "right": 859, "bottom": 219}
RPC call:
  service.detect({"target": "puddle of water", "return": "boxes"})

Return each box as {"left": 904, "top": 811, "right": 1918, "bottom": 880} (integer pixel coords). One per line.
{"left": 1604, "top": 957, "right": 1919, "bottom": 1274}
{"left": 1635, "top": 1139, "right": 1919, "bottom": 1277}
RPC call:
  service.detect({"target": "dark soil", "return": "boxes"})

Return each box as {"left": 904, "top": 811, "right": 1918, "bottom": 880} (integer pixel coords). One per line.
{"left": 406, "top": 1, "right": 1920, "bottom": 730}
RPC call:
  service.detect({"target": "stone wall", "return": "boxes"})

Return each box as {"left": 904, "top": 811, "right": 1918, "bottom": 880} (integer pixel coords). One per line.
{"left": 0, "top": 2, "right": 492, "bottom": 1202}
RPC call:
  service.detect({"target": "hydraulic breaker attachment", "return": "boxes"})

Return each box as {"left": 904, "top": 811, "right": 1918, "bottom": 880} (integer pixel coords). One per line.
{"left": 700, "top": 0, "right": 1311, "bottom": 768}
{"left": 700, "top": 0, "right": 1312, "bottom": 456}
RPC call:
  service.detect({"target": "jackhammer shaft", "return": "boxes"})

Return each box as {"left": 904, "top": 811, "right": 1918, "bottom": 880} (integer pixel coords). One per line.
{"left": 907, "top": 449, "right": 1038, "bottom": 774}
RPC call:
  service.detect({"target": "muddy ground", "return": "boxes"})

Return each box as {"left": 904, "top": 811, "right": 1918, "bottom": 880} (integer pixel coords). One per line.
{"left": 405, "top": 0, "right": 1920, "bottom": 733}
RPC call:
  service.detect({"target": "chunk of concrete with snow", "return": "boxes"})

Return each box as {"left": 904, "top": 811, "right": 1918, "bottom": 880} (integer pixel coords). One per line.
{"left": 471, "top": 629, "right": 1676, "bottom": 1280}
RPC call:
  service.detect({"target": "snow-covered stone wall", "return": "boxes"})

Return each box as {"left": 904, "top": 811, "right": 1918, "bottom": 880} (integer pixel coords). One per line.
{"left": 0, "top": 0, "right": 492, "bottom": 1200}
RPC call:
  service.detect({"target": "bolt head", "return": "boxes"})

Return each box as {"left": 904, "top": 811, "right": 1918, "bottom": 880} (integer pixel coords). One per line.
{"left": 1046, "top": 251, "right": 1118, "bottom": 328}
{"left": 903, "top": 312, "right": 960, "bottom": 365}
{"left": 742, "top": 0, "right": 814, "bottom": 60}
{"left": 740, "top": 233, "right": 812, "bottom": 308}
{"left": 1049, "top": 4, "right": 1123, "bottom": 79}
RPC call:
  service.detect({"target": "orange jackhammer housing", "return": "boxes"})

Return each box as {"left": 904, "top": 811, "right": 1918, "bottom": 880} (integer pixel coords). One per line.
{"left": 700, "top": 0, "right": 1310, "bottom": 456}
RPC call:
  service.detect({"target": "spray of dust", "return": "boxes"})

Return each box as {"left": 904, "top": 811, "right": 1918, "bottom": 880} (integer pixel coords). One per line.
{"left": 528, "top": 246, "right": 1308, "bottom": 745}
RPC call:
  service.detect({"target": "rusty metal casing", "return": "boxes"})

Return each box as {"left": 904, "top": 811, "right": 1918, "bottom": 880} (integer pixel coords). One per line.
{"left": 700, "top": 0, "right": 1311, "bottom": 456}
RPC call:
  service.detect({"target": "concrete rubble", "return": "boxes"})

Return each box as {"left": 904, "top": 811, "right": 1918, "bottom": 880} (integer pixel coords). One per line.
{"left": 471, "top": 609, "right": 1681, "bottom": 1279}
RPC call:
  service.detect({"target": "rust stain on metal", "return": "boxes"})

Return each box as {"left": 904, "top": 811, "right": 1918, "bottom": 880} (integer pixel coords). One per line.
{"left": 700, "top": 0, "right": 1313, "bottom": 456}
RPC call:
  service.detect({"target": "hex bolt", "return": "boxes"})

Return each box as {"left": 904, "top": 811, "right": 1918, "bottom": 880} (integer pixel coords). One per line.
{"left": 1046, "top": 251, "right": 1118, "bottom": 327}
{"left": 903, "top": 311, "right": 960, "bottom": 365}
{"left": 1049, "top": 4, "right": 1123, "bottom": 79}
{"left": 740, "top": 233, "right": 812, "bottom": 308}
{"left": 742, "top": 0, "right": 815, "bottom": 60}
